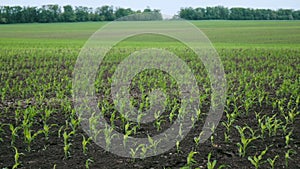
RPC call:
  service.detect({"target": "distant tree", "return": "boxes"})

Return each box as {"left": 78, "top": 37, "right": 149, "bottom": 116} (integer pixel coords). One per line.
{"left": 97, "top": 5, "right": 115, "bottom": 21}
{"left": 37, "top": 5, "right": 61, "bottom": 23}
{"left": 23, "top": 6, "right": 38, "bottom": 23}
{"left": 218, "top": 6, "right": 230, "bottom": 19}
{"left": 49, "top": 4, "right": 60, "bottom": 22}
{"left": 179, "top": 7, "right": 198, "bottom": 20}
{"left": 194, "top": 7, "right": 205, "bottom": 19}
{"left": 62, "top": 5, "right": 76, "bottom": 22}
{"left": 0, "top": 6, "right": 8, "bottom": 23}
{"left": 37, "top": 5, "right": 50, "bottom": 23}
{"left": 149, "top": 9, "right": 163, "bottom": 20}
{"left": 75, "top": 6, "right": 89, "bottom": 22}
{"left": 293, "top": 10, "right": 300, "bottom": 19}
{"left": 115, "top": 7, "right": 134, "bottom": 19}
{"left": 230, "top": 8, "right": 245, "bottom": 20}
{"left": 143, "top": 6, "right": 152, "bottom": 13}
{"left": 10, "top": 6, "right": 23, "bottom": 23}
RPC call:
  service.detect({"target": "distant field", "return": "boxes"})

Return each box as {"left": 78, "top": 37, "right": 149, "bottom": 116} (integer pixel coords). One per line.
{"left": 0, "top": 21, "right": 299, "bottom": 168}
{"left": 0, "top": 21, "right": 299, "bottom": 49}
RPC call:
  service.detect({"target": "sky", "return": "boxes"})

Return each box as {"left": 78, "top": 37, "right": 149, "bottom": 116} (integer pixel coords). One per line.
{"left": 1, "top": 0, "right": 300, "bottom": 16}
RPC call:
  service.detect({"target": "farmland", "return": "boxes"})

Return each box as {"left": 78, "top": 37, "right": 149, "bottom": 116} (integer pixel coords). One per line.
{"left": 0, "top": 21, "right": 299, "bottom": 168}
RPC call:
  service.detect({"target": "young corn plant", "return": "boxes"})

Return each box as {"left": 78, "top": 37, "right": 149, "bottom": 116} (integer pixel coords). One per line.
{"left": 130, "top": 144, "right": 145, "bottom": 159}
{"left": 194, "top": 136, "right": 200, "bottom": 146}
{"left": 136, "top": 112, "right": 147, "bottom": 128}
{"left": 184, "top": 151, "right": 198, "bottom": 168}
{"left": 222, "top": 112, "right": 236, "bottom": 142}
{"left": 267, "top": 155, "right": 279, "bottom": 169}
{"left": 154, "top": 111, "right": 165, "bottom": 131}
{"left": 247, "top": 146, "right": 269, "bottom": 169}
{"left": 9, "top": 124, "right": 20, "bottom": 146}
{"left": 255, "top": 112, "right": 267, "bottom": 138}
{"left": 283, "top": 108, "right": 299, "bottom": 124}
{"left": 235, "top": 126, "right": 258, "bottom": 157}
{"left": 85, "top": 158, "right": 93, "bottom": 169}
{"left": 285, "top": 149, "right": 296, "bottom": 168}
{"left": 147, "top": 135, "right": 161, "bottom": 155}
{"left": 285, "top": 130, "right": 293, "bottom": 148}
{"left": 63, "top": 130, "right": 75, "bottom": 158}
{"left": 210, "top": 124, "right": 216, "bottom": 146}
{"left": 265, "top": 114, "right": 282, "bottom": 137}
{"left": 207, "top": 152, "right": 216, "bottom": 169}
{"left": 12, "top": 146, "right": 24, "bottom": 169}
{"left": 104, "top": 124, "right": 118, "bottom": 151}
{"left": 139, "top": 143, "right": 149, "bottom": 159}
{"left": 41, "top": 109, "right": 53, "bottom": 124}
{"left": 123, "top": 122, "right": 137, "bottom": 148}
{"left": 82, "top": 135, "right": 92, "bottom": 155}
{"left": 109, "top": 111, "right": 116, "bottom": 128}
{"left": 206, "top": 152, "right": 227, "bottom": 169}
{"left": 176, "top": 140, "right": 181, "bottom": 153}
{"left": 14, "top": 109, "right": 22, "bottom": 124}
{"left": 23, "top": 127, "right": 43, "bottom": 152}
{"left": 42, "top": 123, "right": 57, "bottom": 140}
{"left": 69, "top": 111, "right": 81, "bottom": 133}
{"left": 169, "top": 104, "right": 179, "bottom": 123}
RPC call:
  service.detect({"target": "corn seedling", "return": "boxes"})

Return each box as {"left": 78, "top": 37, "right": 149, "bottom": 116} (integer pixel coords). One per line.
{"left": 267, "top": 155, "right": 279, "bottom": 169}
{"left": 186, "top": 151, "right": 198, "bottom": 167}
{"left": 265, "top": 114, "right": 282, "bottom": 136}
{"left": 207, "top": 152, "right": 217, "bottom": 169}
{"left": 82, "top": 135, "right": 92, "bottom": 155}
{"left": 110, "top": 111, "right": 116, "bottom": 128}
{"left": 235, "top": 126, "right": 258, "bottom": 157}
{"left": 58, "top": 125, "right": 64, "bottom": 138}
{"left": 147, "top": 135, "right": 161, "bottom": 155}
{"left": 23, "top": 127, "right": 43, "bottom": 151}
{"left": 140, "top": 144, "right": 148, "bottom": 158}
{"left": 9, "top": 124, "right": 20, "bottom": 145}
{"left": 130, "top": 144, "right": 145, "bottom": 159}
{"left": 85, "top": 158, "right": 93, "bottom": 169}
{"left": 222, "top": 112, "right": 236, "bottom": 142}
{"left": 154, "top": 111, "right": 165, "bottom": 131}
{"left": 104, "top": 124, "right": 118, "bottom": 151}
{"left": 285, "top": 149, "right": 296, "bottom": 167}
{"left": 169, "top": 104, "right": 179, "bottom": 123}
{"left": 206, "top": 152, "right": 227, "bottom": 169}
{"left": 285, "top": 130, "right": 293, "bottom": 148}
{"left": 256, "top": 112, "right": 267, "bottom": 138}
{"left": 41, "top": 109, "right": 53, "bottom": 124}
{"left": 210, "top": 124, "right": 216, "bottom": 146}
{"left": 176, "top": 140, "right": 181, "bottom": 153}
{"left": 63, "top": 130, "right": 75, "bottom": 158}
{"left": 247, "top": 146, "right": 269, "bottom": 169}
{"left": 12, "top": 146, "right": 24, "bottom": 169}
{"left": 43, "top": 123, "right": 57, "bottom": 140}
{"left": 69, "top": 116, "right": 80, "bottom": 133}
{"left": 194, "top": 136, "right": 200, "bottom": 146}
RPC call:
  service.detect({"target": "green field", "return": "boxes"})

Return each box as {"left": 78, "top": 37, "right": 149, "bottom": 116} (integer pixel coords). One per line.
{"left": 0, "top": 21, "right": 299, "bottom": 168}
{"left": 0, "top": 21, "right": 300, "bottom": 49}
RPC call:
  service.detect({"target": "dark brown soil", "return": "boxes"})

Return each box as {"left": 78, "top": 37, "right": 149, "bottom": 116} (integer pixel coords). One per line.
{"left": 0, "top": 98, "right": 299, "bottom": 169}
{"left": 0, "top": 48, "right": 299, "bottom": 169}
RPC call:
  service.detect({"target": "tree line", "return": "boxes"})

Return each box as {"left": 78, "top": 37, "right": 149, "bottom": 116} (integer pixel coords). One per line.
{"left": 178, "top": 6, "right": 300, "bottom": 20}
{"left": 0, "top": 5, "right": 162, "bottom": 24}
{"left": 1, "top": 5, "right": 300, "bottom": 24}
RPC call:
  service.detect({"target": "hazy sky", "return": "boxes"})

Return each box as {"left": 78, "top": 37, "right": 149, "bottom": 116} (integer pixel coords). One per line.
{"left": 1, "top": 0, "right": 300, "bottom": 16}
